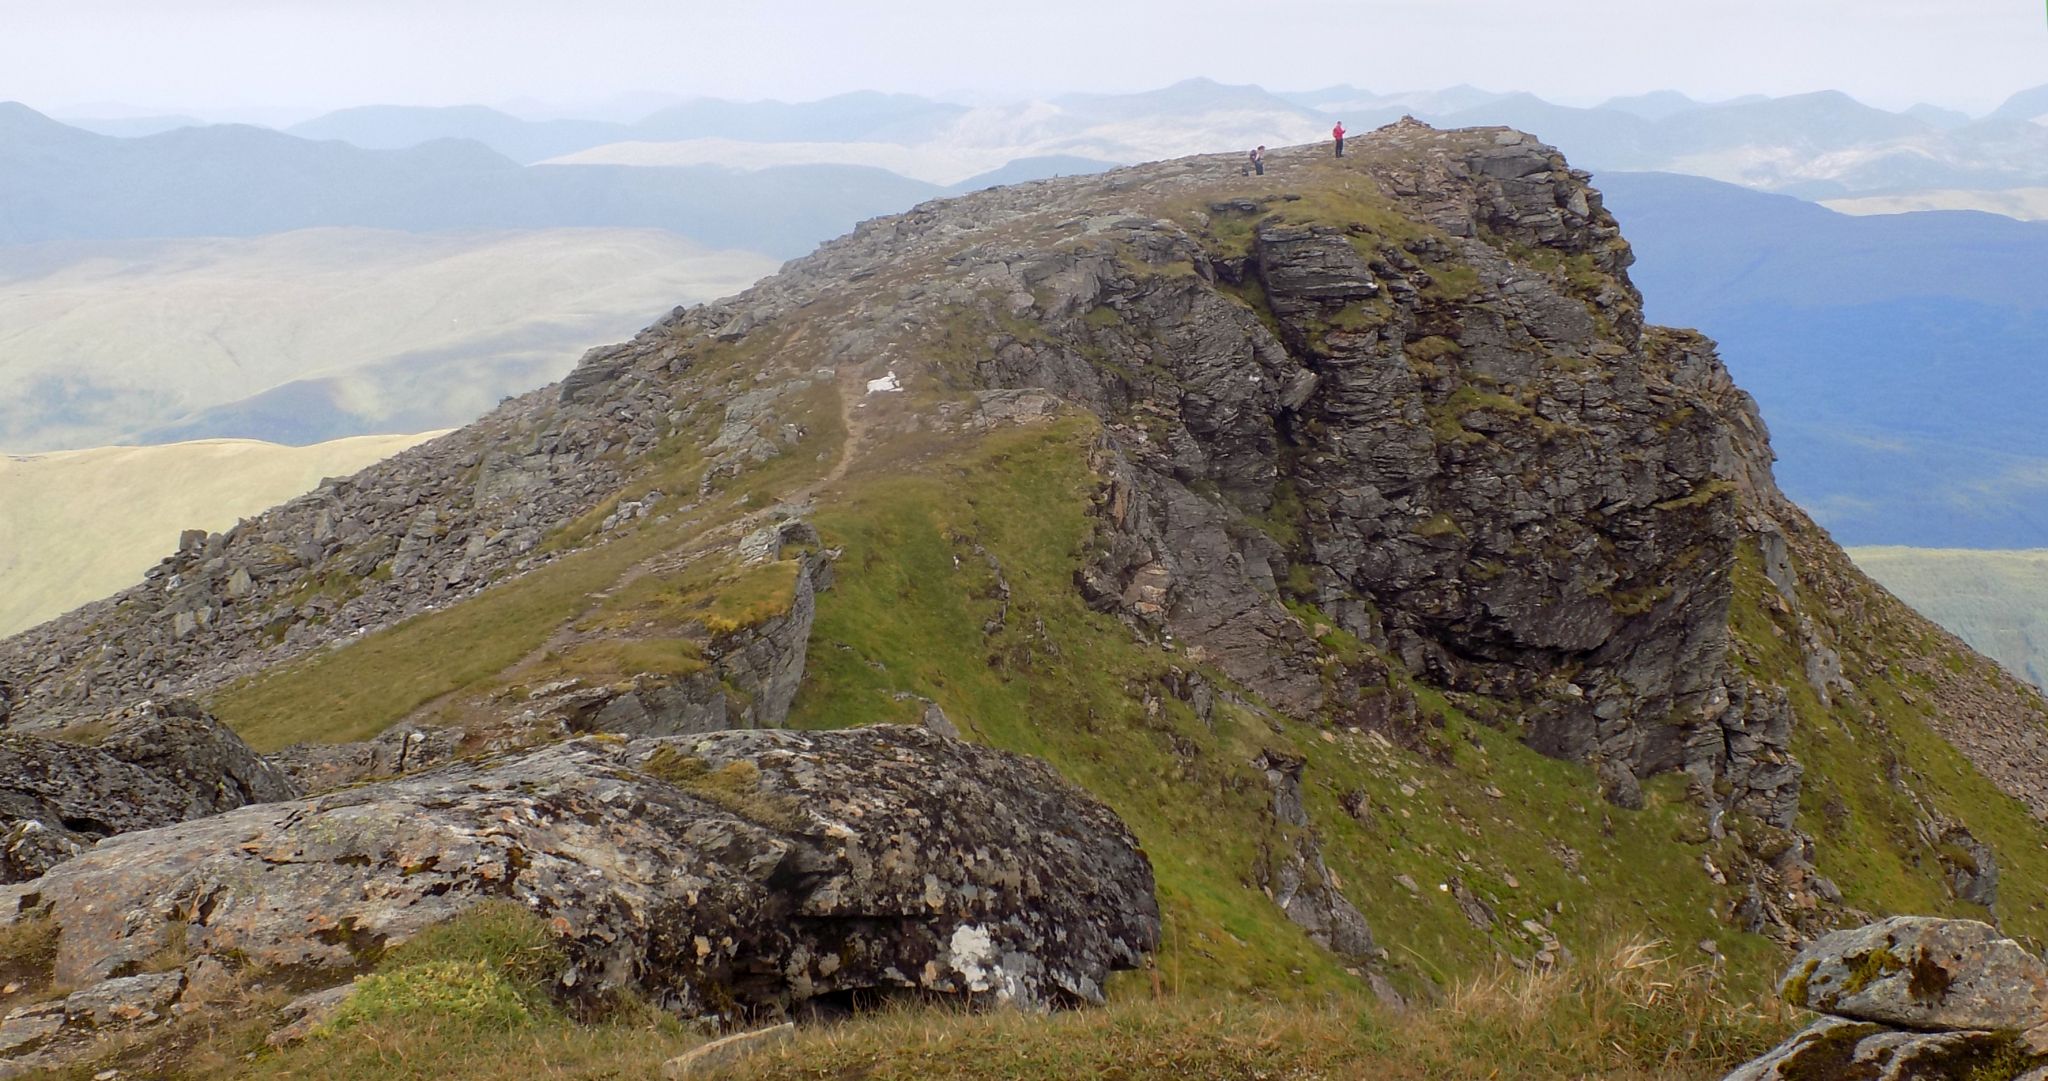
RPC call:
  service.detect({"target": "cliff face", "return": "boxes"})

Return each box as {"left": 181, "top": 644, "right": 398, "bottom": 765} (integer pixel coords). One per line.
{"left": 7, "top": 121, "right": 2048, "bottom": 1008}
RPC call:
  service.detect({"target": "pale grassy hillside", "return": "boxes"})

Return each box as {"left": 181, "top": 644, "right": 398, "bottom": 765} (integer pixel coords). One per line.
{"left": 1822, "top": 187, "right": 2048, "bottom": 220}
{"left": 0, "top": 228, "right": 777, "bottom": 451}
{"left": 0, "top": 433, "right": 436, "bottom": 635}
{"left": 1849, "top": 546, "right": 2048, "bottom": 686}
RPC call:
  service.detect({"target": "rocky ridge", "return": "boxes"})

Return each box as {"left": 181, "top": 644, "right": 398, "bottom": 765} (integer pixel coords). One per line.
{"left": 6, "top": 120, "right": 2048, "bottom": 1072}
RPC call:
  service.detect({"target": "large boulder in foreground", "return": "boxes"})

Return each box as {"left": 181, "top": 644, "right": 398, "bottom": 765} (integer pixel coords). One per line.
{"left": 1722, "top": 917, "right": 2048, "bottom": 1080}
{"left": 4, "top": 725, "right": 1157, "bottom": 1024}
{"left": 1781, "top": 917, "right": 2048, "bottom": 1032}
{"left": 0, "top": 699, "right": 298, "bottom": 882}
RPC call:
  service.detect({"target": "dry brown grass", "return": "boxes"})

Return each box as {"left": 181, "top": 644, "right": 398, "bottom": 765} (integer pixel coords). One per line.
{"left": 695, "top": 938, "right": 1791, "bottom": 1081}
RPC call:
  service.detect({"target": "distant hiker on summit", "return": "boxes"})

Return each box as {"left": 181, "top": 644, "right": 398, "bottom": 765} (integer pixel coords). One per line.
{"left": 1247, "top": 145, "right": 1265, "bottom": 175}
{"left": 1333, "top": 121, "right": 1346, "bottom": 157}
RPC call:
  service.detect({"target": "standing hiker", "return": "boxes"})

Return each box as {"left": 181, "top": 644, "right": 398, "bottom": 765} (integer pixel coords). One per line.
{"left": 1249, "top": 145, "right": 1265, "bottom": 176}
{"left": 1333, "top": 121, "right": 1346, "bottom": 157}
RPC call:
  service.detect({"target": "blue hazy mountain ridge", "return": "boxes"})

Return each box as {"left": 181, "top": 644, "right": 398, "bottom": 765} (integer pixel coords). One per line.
{"left": 1595, "top": 90, "right": 1707, "bottom": 121}
{"left": 1993, "top": 83, "right": 2048, "bottom": 122}
{"left": 1279, "top": 84, "right": 2048, "bottom": 197}
{"left": 0, "top": 101, "right": 941, "bottom": 257}
{"left": 269, "top": 79, "right": 2048, "bottom": 199}
{"left": 0, "top": 103, "right": 1130, "bottom": 257}
{"left": 58, "top": 114, "right": 209, "bottom": 138}
{"left": 1599, "top": 171, "right": 2048, "bottom": 548}
{"left": 286, "top": 104, "right": 631, "bottom": 163}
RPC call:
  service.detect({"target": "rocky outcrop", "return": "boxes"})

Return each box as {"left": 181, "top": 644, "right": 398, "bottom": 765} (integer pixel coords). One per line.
{"left": 1254, "top": 750, "right": 1377, "bottom": 962}
{"left": 265, "top": 723, "right": 463, "bottom": 793}
{"left": 0, "top": 699, "right": 296, "bottom": 881}
{"left": 1724, "top": 917, "right": 2048, "bottom": 1080}
{"left": 0, "top": 971, "right": 187, "bottom": 1074}
{"left": 952, "top": 129, "right": 1771, "bottom": 825}
{"left": 3, "top": 725, "right": 1156, "bottom": 1050}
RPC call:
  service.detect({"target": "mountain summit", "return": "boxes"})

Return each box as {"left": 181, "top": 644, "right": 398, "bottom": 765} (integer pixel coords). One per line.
{"left": 7, "top": 121, "right": 2048, "bottom": 1071}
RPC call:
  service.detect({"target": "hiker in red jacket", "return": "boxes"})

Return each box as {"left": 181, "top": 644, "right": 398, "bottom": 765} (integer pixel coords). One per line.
{"left": 1333, "top": 121, "right": 1347, "bottom": 157}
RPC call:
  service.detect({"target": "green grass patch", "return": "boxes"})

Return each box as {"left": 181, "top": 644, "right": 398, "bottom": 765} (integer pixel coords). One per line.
{"left": 312, "top": 903, "right": 567, "bottom": 1038}
{"left": 531, "top": 638, "right": 708, "bottom": 685}
{"left": 320, "top": 960, "right": 539, "bottom": 1036}
{"left": 584, "top": 557, "right": 803, "bottom": 639}
{"left": 643, "top": 748, "right": 806, "bottom": 830}
{"left": 213, "top": 523, "right": 690, "bottom": 750}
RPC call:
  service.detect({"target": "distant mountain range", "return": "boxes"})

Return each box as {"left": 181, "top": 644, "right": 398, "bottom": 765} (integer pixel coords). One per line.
{"left": 0, "top": 101, "right": 1134, "bottom": 254}
{"left": 229, "top": 78, "right": 2048, "bottom": 198}
{"left": 282, "top": 91, "right": 970, "bottom": 164}
{"left": 1600, "top": 171, "right": 2048, "bottom": 548}
{"left": 0, "top": 102, "right": 949, "bottom": 257}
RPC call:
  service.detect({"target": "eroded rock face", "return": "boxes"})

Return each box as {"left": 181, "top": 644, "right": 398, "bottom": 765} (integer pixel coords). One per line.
{"left": 1253, "top": 751, "right": 1376, "bottom": 961}
{"left": 0, "top": 699, "right": 297, "bottom": 882}
{"left": 912, "top": 129, "right": 1771, "bottom": 817}
{"left": 9, "top": 725, "right": 1157, "bottom": 1023}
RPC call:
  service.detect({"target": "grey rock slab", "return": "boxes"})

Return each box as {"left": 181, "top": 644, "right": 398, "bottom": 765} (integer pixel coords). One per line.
{"left": 0, "top": 699, "right": 297, "bottom": 882}
{"left": 1781, "top": 916, "right": 2048, "bottom": 1032}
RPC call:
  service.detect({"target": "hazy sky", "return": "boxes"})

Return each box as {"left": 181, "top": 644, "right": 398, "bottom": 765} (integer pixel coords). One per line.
{"left": 4, "top": 0, "right": 2043, "bottom": 121}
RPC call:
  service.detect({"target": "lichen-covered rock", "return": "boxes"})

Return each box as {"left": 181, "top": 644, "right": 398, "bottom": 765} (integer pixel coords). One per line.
{"left": 0, "top": 699, "right": 297, "bottom": 881}
{"left": 13, "top": 725, "right": 1156, "bottom": 1021}
{"left": 1780, "top": 917, "right": 2048, "bottom": 1032}
{"left": 1724, "top": 1016, "right": 2032, "bottom": 1081}
{"left": 0, "top": 970, "right": 185, "bottom": 1077}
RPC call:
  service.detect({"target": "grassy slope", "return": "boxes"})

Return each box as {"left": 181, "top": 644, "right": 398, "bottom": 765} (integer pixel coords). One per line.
{"left": 1849, "top": 546, "right": 2048, "bottom": 687}
{"left": 208, "top": 368, "right": 846, "bottom": 751}
{"left": 1771, "top": 535, "right": 2048, "bottom": 952}
{"left": 787, "top": 418, "right": 1782, "bottom": 997}
{"left": 50, "top": 415, "right": 2048, "bottom": 1081}
{"left": 0, "top": 433, "right": 436, "bottom": 636}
